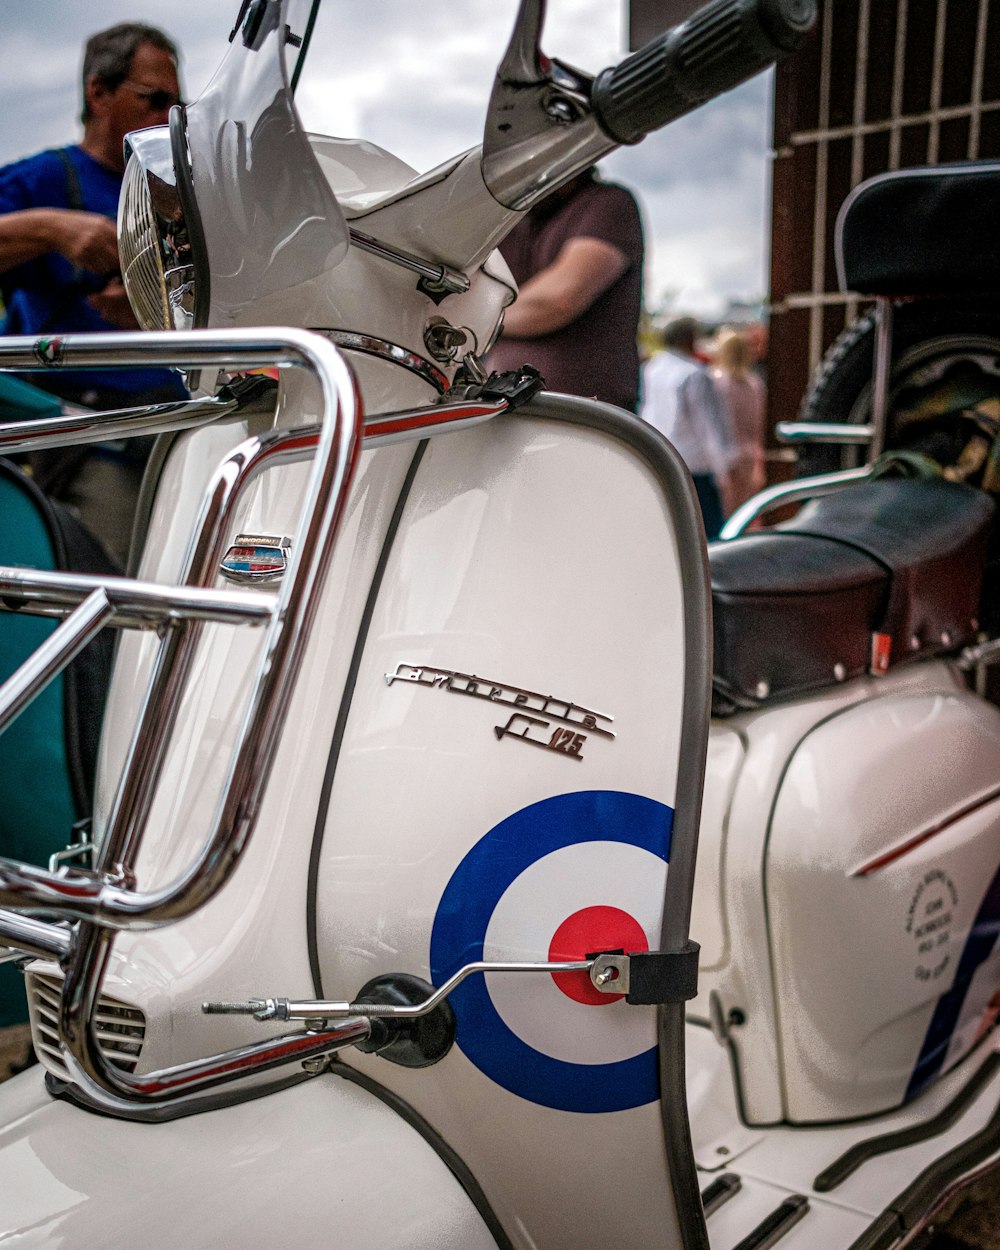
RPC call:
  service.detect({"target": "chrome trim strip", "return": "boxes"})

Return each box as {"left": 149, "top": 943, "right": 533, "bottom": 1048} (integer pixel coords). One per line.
{"left": 347, "top": 228, "right": 470, "bottom": 297}
{"left": 776, "top": 421, "right": 875, "bottom": 444}
{"left": 363, "top": 397, "right": 509, "bottom": 445}
{"left": 318, "top": 329, "right": 450, "bottom": 394}
{"left": 851, "top": 782, "right": 1000, "bottom": 877}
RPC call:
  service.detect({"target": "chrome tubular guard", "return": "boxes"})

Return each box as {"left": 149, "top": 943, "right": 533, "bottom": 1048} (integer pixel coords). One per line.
{"left": 0, "top": 329, "right": 513, "bottom": 1115}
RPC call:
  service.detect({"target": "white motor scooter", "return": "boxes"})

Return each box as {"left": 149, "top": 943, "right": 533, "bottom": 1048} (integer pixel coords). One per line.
{"left": 0, "top": 1, "right": 998, "bottom": 1248}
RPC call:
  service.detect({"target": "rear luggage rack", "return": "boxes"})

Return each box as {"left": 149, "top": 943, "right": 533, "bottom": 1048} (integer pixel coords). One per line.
{"left": 0, "top": 328, "right": 515, "bottom": 1116}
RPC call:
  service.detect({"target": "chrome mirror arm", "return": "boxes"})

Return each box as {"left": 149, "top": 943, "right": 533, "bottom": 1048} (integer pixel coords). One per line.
{"left": 481, "top": 0, "right": 612, "bottom": 210}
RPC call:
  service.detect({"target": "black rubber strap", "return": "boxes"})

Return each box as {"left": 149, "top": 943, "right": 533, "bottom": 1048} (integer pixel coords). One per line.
{"left": 626, "top": 940, "right": 700, "bottom": 1005}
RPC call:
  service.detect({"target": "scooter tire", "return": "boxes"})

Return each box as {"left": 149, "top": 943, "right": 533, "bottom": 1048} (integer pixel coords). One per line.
{"left": 794, "top": 298, "right": 1000, "bottom": 477}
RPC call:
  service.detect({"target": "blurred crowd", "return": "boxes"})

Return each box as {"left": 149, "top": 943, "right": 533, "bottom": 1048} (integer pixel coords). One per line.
{"left": 639, "top": 316, "right": 768, "bottom": 540}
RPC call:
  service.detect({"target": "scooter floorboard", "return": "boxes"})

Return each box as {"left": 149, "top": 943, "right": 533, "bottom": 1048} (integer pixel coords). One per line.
{"left": 689, "top": 1023, "right": 1000, "bottom": 1249}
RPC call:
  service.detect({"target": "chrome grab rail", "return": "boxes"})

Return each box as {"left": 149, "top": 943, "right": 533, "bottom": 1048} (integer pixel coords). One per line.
{"left": 0, "top": 567, "right": 275, "bottom": 628}
{"left": 0, "top": 911, "right": 72, "bottom": 961}
{"left": 775, "top": 420, "right": 874, "bottom": 445}
{"left": 0, "top": 330, "right": 361, "bottom": 930}
{"left": 718, "top": 465, "right": 872, "bottom": 540}
{"left": 0, "top": 328, "right": 517, "bottom": 1113}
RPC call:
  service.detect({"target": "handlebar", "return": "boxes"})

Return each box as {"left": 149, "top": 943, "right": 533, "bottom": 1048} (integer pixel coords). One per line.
{"left": 592, "top": 0, "right": 816, "bottom": 146}
{"left": 482, "top": 0, "right": 815, "bottom": 212}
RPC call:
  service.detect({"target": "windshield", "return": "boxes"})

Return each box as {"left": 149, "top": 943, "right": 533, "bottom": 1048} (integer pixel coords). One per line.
{"left": 289, "top": 0, "right": 624, "bottom": 175}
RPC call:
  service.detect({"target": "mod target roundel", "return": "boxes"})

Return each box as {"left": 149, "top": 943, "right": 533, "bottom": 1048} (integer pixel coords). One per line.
{"left": 430, "top": 790, "right": 673, "bottom": 1113}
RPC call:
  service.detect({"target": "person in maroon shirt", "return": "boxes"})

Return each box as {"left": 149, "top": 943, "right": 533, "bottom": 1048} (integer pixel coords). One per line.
{"left": 487, "top": 166, "right": 644, "bottom": 412}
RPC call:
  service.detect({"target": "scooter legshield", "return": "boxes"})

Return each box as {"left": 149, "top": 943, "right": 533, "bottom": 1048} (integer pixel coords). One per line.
{"left": 0, "top": 395, "right": 711, "bottom": 1250}
{"left": 307, "top": 395, "right": 712, "bottom": 1250}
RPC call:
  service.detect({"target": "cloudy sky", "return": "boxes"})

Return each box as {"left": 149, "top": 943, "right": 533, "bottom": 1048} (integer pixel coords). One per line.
{"left": 0, "top": 0, "right": 774, "bottom": 317}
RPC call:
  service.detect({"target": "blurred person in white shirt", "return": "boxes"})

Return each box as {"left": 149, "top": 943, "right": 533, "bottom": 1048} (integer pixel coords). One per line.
{"left": 639, "top": 316, "right": 735, "bottom": 540}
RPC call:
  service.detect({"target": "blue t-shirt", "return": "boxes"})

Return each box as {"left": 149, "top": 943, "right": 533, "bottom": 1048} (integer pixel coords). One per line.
{"left": 0, "top": 145, "right": 186, "bottom": 402}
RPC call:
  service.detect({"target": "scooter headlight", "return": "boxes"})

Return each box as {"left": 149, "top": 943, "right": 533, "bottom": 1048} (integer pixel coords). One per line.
{"left": 119, "top": 124, "right": 198, "bottom": 331}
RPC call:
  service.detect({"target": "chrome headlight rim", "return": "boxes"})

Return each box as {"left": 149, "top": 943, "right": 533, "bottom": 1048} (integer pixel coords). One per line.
{"left": 119, "top": 108, "right": 209, "bottom": 332}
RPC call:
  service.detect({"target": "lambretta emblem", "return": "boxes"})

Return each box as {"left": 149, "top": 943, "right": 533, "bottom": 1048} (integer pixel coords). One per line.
{"left": 384, "top": 663, "right": 614, "bottom": 762}
{"left": 220, "top": 534, "right": 291, "bottom": 583}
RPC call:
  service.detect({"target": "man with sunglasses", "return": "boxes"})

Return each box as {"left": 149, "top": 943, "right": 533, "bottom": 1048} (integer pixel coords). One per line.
{"left": 0, "top": 23, "right": 186, "bottom": 562}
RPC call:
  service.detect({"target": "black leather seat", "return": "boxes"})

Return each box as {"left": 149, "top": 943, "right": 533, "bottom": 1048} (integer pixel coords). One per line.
{"left": 836, "top": 161, "right": 1000, "bottom": 297}
{"left": 709, "top": 478, "right": 994, "bottom": 715}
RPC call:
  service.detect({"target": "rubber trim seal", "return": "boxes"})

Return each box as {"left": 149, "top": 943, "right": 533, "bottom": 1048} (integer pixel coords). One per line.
{"left": 328, "top": 1061, "right": 512, "bottom": 1250}
{"left": 306, "top": 440, "right": 429, "bottom": 995}
{"left": 731, "top": 1195, "right": 809, "bottom": 1250}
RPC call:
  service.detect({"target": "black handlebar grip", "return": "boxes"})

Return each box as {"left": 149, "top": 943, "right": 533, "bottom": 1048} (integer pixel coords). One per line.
{"left": 591, "top": 0, "right": 816, "bottom": 145}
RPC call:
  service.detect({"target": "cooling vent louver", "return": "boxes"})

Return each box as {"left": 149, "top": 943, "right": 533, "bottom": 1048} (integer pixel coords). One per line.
{"left": 27, "top": 970, "right": 146, "bottom": 1080}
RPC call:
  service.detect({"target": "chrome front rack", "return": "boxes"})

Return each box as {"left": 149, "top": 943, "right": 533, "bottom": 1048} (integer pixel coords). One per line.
{"left": 0, "top": 328, "right": 517, "bottom": 1115}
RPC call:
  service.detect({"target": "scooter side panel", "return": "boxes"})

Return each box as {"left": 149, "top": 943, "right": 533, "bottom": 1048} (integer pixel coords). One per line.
{"left": 311, "top": 403, "right": 708, "bottom": 1249}
{"left": 0, "top": 1068, "right": 497, "bottom": 1248}
{"left": 690, "top": 724, "right": 746, "bottom": 974}
{"left": 767, "top": 687, "right": 1000, "bottom": 1121}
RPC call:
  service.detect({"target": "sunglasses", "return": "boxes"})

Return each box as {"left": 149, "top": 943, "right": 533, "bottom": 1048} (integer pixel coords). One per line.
{"left": 121, "top": 80, "right": 183, "bottom": 111}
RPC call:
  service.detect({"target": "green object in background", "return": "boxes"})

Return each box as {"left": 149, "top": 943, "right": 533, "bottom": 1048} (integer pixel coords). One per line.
{"left": 0, "top": 469, "right": 78, "bottom": 1028}
{"left": 0, "top": 374, "right": 62, "bottom": 421}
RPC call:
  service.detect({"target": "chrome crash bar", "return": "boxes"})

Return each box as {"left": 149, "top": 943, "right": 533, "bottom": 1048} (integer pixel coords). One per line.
{"left": 0, "top": 328, "right": 512, "bottom": 1114}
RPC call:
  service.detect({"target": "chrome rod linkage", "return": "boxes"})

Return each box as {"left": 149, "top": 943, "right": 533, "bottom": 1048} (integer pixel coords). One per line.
{"left": 203, "top": 954, "right": 632, "bottom": 1023}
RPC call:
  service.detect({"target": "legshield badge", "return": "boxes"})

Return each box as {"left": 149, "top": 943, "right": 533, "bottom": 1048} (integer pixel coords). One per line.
{"left": 220, "top": 534, "right": 291, "bottom": 583}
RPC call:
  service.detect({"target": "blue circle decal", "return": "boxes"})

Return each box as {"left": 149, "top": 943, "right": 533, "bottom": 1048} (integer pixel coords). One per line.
{"left": 430, "top": 790, "right": 673, "bottom": 1113}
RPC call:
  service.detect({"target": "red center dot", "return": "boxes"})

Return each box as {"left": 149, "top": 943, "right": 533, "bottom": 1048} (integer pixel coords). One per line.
{"left": 548, "top": 906, "right": 648, "bottom": 1005}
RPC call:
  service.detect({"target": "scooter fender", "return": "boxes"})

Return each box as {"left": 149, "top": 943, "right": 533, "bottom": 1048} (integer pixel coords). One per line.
{"left": 0, "top": 1067, "right": 499, "bottom": 1248}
